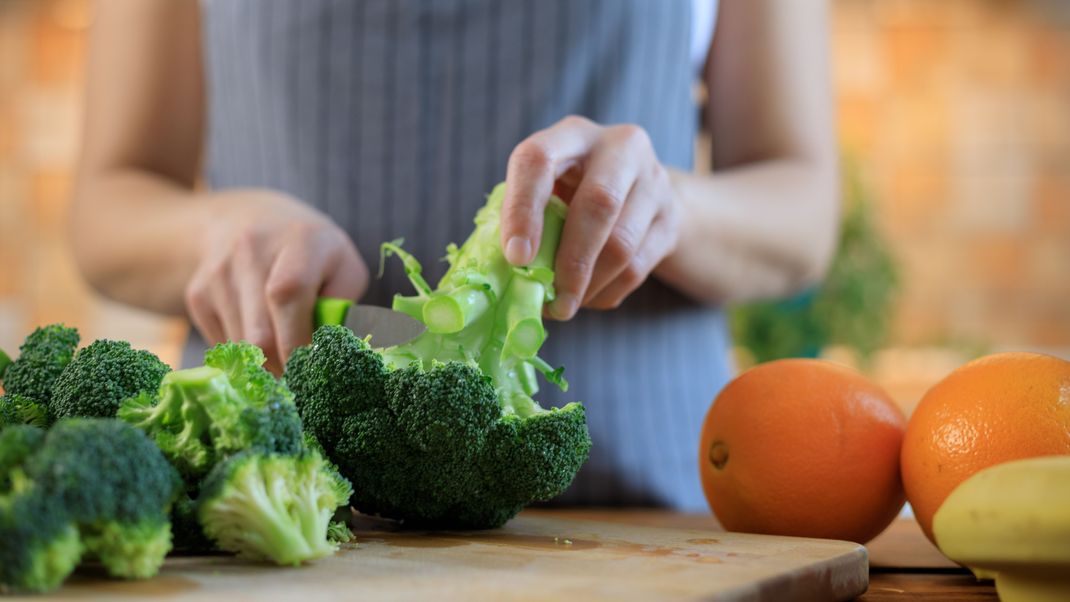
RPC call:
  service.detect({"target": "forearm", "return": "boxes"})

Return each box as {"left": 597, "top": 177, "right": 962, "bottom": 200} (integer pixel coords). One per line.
{"left": 655, "top": 159, "right": 838, "bottom": 305}
{"left": 71, "top": 169, "right": 211, "bottom": 315}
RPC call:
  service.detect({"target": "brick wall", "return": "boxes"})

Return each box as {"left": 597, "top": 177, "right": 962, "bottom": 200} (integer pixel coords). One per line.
{"left": 833, "top": 0, "right": 1070, "bottom": 350}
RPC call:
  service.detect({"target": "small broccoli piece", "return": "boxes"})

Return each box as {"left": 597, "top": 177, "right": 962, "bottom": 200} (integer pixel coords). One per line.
{"left": 0, "top": 492, "right": 83, "bottom": 594}
{"left": 197, "top": 450, "right": 352, "bottom": 565}
{"left": 26, "top": 419, "right": 181, "bottom": 579}
{"left": 120, "top": 352, "right": 304, "bottom": 480}
{"left": 50, "top": 339, "right": 170, "bottom": 419}
{"left": 0, "top": 425, "right": 46, "bottom": 493}
{"left": 285, "top": 183, "right": 591, "bottom": 529}
{"left": 205, "top": 341, "right": 293, "bottom": 407}
{"left": 0, "top": 394, "right": 50, "bottom": 428}
{"left": 0, "top": 426, "right": 83, "bottom": 593}
{"left": 0, "top": 324, "right": 79, "bottom": 409}
{"left": 327, "top": 520, "right": 354, "bottom": 544}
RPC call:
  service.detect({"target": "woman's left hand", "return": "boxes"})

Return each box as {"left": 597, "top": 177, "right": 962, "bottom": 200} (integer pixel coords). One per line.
{"left": 500, "top": 116, "right": 682, "bottom": 320}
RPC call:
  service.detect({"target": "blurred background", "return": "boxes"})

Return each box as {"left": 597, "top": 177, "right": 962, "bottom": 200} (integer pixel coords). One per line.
{"left": 1, "top": 0, "right": 1068, "bottom": 414}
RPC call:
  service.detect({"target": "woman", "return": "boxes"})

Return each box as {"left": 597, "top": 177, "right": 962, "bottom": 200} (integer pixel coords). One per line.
{"left": 73, "top": 0, "right": 837, "bottom": 510}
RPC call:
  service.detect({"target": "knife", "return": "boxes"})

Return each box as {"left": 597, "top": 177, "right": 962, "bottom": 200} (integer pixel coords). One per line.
{"left": 314, "top": 297, "right": 426, "bottom": 347}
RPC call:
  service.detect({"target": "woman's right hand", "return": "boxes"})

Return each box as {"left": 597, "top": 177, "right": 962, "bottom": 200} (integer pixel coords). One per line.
{"left": 184, "top": 190, "right": 368, "bottom": 373}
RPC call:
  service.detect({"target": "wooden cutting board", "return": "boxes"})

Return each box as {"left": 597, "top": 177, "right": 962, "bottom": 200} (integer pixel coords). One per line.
{"left": 25, "top": 514, "right": 868, "bottom": 602}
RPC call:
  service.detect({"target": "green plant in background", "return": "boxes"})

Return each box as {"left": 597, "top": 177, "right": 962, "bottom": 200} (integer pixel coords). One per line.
{"left": 731, "top": 159, "right": 899, "bottom": 365}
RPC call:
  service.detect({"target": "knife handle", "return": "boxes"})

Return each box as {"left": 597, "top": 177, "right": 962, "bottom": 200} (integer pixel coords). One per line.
{"left": 314, "top": 297, "right": 353, "bottom": 329}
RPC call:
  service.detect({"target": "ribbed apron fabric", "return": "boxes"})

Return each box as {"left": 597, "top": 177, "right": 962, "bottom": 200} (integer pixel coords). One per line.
{"left": 192, "top": 0, "right": 732, "bottom": 510}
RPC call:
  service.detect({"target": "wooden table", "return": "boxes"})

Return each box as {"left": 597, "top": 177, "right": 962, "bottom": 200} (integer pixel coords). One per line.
{"left": 535, "top": 510, "right": 997, "bottom": 601}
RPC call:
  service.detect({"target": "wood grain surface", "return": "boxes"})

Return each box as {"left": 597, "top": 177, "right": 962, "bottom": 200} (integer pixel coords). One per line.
{"left": 20, "top": 513, "right": 867, "bottom": 602}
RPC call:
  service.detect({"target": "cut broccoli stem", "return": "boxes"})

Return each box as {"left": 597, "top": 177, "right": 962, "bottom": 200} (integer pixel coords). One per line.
{"left": 82, "top": 520, "right": 172, "bottom": 580}
{"left": 502, "top": 278, "right": 547, "bottom": 359}
{"left": 380, "top": 241, "right": 432, "bottom": 296}
{"left": 204, "top": 464, "right": 317, "bottom": 564}
{"left": 391, "top": 295, "right": 429, "bottom": 323}
{"left": 530, "top": 356, "right": 569, "bottom": 392}
{"left": 424, "top": 286, "right": 491, "bottom": 334}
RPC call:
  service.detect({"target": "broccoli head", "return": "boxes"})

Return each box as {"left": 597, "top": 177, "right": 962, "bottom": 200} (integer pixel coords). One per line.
{"left": 0, "top": 324, "right": 79, "bottom": 410}
{"left": 50, "top": 339, "right": 170, "bottom": 419}
{"left": 285, "top": 183, "right": 591, "bottom": 528}
{"left": 197, "top": 450, "right": 352, "bottom": 565}
{"left": 0, "top": 393, "right": 50, "bottom": 429}
{"left": 26, "top": 419, "right": 181, "bottom": 579}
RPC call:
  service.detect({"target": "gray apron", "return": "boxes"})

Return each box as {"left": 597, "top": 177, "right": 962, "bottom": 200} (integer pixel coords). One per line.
{"left": 194, "top": 0, "right": 732, "bottom": 510}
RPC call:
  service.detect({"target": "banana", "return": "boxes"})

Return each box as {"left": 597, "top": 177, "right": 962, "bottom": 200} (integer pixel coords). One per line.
{"left": 933, "top": 455, "right": 1070, "bottom": 602}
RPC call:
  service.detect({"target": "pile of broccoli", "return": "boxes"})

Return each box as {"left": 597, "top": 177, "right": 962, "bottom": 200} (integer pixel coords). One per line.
{"left": 0, "top": 419, "right": 181, "bottom": 592}
{"left": 285, "top": 183, "right": 591, "bottom": 528}
{"left": 0, "top": 181, "right": 593, "bottom": 591}
{"left": 1, "top": 329, "right": 352, "bottom": 592}
{"left": 0, "top": 324, "right": 169, "bottom": 428}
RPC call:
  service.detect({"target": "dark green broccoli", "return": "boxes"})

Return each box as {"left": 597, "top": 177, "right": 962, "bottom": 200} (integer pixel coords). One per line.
{"left": 285, "top": 183, "right": 591, "bottom": 529}
{"left": 120, "top": 342, "right": 351, "bottom": 565}
{"left": 50, "top": 339, "right": 170, "bottom": 419}
{"left": 0, "top": 393, "right": 50, "bottom": 428}
{"left": 197, "top": 450, "right": 352, "bottom": 565}
{"left": 0, "top": 425, "right": 45, "bottom": 494}
{"left": 0, "top": 324, "right": 79, "bottom": 411}
{"left": 26, "top": 419, "right": 181, "bottom": 579}
{"left": 0, "top": 490, "right": 83, "bottom": 593}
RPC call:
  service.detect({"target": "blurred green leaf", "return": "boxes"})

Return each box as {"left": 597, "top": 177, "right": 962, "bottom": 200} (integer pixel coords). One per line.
{"left": 731, "top": 158, "right": 899, "bottom": 365}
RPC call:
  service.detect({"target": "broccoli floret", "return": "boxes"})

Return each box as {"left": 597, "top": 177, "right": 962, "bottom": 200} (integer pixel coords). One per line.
{"left": 197, "top": 450, "right": 352, "bottom": 565}
{"left": 0, "top": 492, "right": 83, "bottom": 593}
{"left": 0, "top": 425, "right": 46, "bottom": 493}
{"left": 286, "top": 183, "right": 591, "bottom": 529}
{"left": 119, "top": 348, "right": 304, "bottom": 480}
{"left": 120, "top": 342, "right": 350, "bottom": 564}
{"left": 0, "top": 324, "right": 79, "bottom": 413}
{"left": 0, "top": 425, "right": 81, "bottom": 593}
{"left": 283, "top": 329, "right": 386, "bottom": 449}
{"left": 26, "top": 419, "right": 181, "bottom": 579}
{"left": 50, "top": 339, "right": 170, "bottom": 419}
{"left": 0, "top": 394, "right": 50, "bottom": 428}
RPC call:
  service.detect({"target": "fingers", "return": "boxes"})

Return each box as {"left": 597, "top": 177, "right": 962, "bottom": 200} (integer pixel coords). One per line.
{"left": 587, "top": 209, "right": 680, "bottom": 310}
{"left": 232, "top": 232, "right": 278, "bottom": 370}
{"left": 501, "top": 115, "right": 599, "bottom": 265}
{"left": 549, "top": 125, "right": 652, "bottom": 319}
{"left": 264, "top": 231, "right": 325, "bottom": 372}
{"left": 184, "top": 270, "right": 225, "bottom": 345}
{"left": 319, "top": 237, "right": 369, "bottom": 301}
{"left": 582, "top": 169, "right": 663, "bottom": 304}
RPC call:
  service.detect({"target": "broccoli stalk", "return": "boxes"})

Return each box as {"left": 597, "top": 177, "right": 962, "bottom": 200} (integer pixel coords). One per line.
{"left": 286, "top": 183, "right": 591, "bottom": 529}
{"left": 380, "top": 183, "right": 571, "bottom": 413}
{"left": 197, "top": 451, "right": 352, "bottom": 566}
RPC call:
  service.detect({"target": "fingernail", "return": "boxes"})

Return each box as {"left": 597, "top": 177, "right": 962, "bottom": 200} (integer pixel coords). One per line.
{"left": 505, "top": 236, "right": 532, "bottom": 265}
{"left": 551, "top": 294, "right": 578, "bottom": 320}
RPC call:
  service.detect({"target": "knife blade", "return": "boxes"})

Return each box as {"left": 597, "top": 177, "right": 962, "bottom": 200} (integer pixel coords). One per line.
{"left": 314, "top": 297, "right": 426, "bottom": 347}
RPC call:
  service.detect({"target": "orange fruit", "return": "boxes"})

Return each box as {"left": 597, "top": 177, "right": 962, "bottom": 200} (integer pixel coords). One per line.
{"left": 699, "top": 359, "right": 906, "bottom": 544}
{"left": 901, "top": 352, "right": 1070, "bottom": 543}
